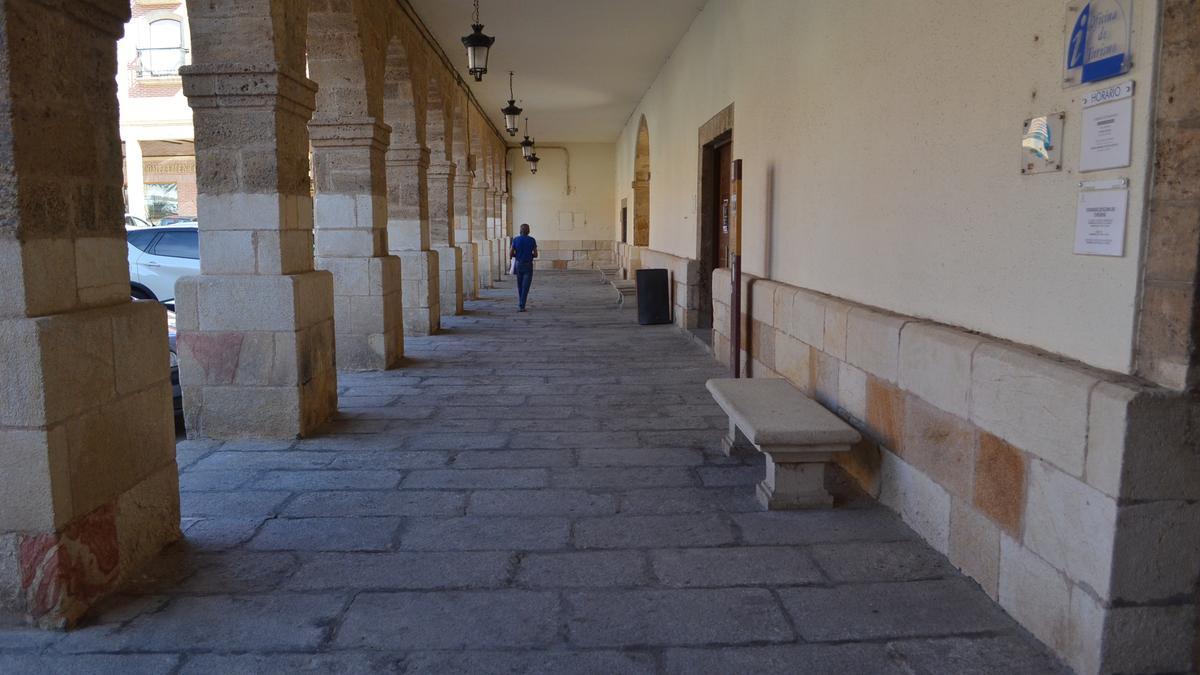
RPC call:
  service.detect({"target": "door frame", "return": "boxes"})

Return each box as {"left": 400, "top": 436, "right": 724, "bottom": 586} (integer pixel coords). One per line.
{"left": 695, "top": 104, "right": 735, "bottom": 331}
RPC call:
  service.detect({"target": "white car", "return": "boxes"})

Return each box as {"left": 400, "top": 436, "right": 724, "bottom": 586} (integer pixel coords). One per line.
{"left": 127, "top": 223, "right": 199, "bottom": 306}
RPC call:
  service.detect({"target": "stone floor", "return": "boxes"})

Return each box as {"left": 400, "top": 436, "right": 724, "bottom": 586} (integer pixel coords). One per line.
{"left": 0, "top": 271, "right": 1068, "bottom": 674}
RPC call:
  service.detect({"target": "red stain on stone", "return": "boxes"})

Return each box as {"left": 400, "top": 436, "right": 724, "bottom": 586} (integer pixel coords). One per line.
{"left": 18, "top": 502, "right": 120, "bottom": 628}
{"left": 177, "top": 332, "right": 244, "bottom": 384}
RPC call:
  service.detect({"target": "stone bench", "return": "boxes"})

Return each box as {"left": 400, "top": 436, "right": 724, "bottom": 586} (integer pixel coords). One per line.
{"left": 611, "top": 279, "right": 637, "bottom": 306}
{"left": 706, "top": 378, "right": 861, "bottom": 510}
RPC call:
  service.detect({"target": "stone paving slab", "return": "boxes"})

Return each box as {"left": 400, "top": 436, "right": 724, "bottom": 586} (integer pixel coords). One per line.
{"left": 286, "top": 551, "right": 512, "bottom": 590}
{"left": 567, "top": 588, "right": 794, "bottom": 647}
{"left": 778, "top": 579, "right": 1015, "bottom": 642}
{"left": 515, "top": 550, "right": 650, "bottom": 588}
{"left": 663, "top": 643, "right": 904, "bottom": 675}
{"left": 0, "top": 271, "right": 1066, "bottom": 673}
{"left": 335, "top": 591, "right": 560, "bottom": 650}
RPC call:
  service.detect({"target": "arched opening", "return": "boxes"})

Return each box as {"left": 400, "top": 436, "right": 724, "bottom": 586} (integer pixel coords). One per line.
{"left": 425, "top": 72, "right": 464, "bottom": 316}
{"left": 451, "top": 92, "right": 477, "bottom": 298}
{"left": 633, "top": 115, "right": 651, "bottom": 247}
{"left": 305, "top": 3, "right": 403, "bottom": 372}
{"left": 383, "top": 31, "right": 441, "bottom": 335}
{"left": 383, "top": 35, "right": 425, "bottom": 150}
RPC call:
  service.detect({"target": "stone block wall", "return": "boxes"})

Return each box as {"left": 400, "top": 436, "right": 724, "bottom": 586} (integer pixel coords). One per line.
{"left": 711, "top": 268, "right": 1200, "bottom": 675}
{"left": 532, "top": 240, "right": 615, "bottom": 271}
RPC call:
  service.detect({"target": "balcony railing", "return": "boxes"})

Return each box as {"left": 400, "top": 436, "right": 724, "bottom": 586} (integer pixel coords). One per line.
{"left": 134, "top": 47, "right": 189, "bottom": 78}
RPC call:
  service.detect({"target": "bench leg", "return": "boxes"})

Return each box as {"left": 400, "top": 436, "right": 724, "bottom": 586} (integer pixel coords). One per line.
{"left": 757, "top": 453, "right": 833, "bottom": 510}
{"left": 720, "top": 418, "right": 738, "bottom": 456}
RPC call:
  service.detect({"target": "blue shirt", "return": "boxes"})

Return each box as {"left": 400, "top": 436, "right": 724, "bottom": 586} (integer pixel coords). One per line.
{"left": 512, "top": 235, "right": 537, "bottom": 264}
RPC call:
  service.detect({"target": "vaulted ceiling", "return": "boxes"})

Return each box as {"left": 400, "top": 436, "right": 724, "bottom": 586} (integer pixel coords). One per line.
{"left": 407, "top": 0, "right": 708, "bottom": 144}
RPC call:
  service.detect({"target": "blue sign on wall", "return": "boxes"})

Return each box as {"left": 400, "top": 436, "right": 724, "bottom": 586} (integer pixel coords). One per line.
{"left": 1063, "top": 0, "right": 1132, "bottom": 87}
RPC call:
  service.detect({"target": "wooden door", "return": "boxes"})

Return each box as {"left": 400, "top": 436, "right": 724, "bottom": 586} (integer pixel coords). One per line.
{"left": 713, "top": 140, "right": 733, "bottom": 267}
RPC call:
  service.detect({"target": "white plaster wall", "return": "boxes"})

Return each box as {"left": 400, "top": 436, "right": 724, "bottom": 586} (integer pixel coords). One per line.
{"left": 614, "top": 0, "right": 1159, "bottom": 373}
{"left": 513, "top": 143, "right": 616, "bottom": 242}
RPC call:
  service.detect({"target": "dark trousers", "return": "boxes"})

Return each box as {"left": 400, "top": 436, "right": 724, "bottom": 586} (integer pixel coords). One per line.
{"left": 516, "top": 262, "right": 534, "bottom": 308}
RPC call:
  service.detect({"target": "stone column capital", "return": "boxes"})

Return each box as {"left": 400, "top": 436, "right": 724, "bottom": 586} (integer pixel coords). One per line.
{"left": 182, "top": 64, "right": 317, "bottom": 116}
{"left": 386, "top": 145, "right": 431, "bottom": 168}
{"left": 308, "top": 117, "right": 391, "bottom": 151}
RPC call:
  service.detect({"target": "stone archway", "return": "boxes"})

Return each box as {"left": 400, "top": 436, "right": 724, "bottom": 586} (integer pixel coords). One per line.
{"left": 451, "top": 93, "right": 478, "bottom": 300}
{"left": 180, "top": 0, "right": 337, "bottom": 439}
{"left": 307, "top": 0, "right": 404, "bottom": 371}
{"left": 383, "top": 30, "right": 441, "bottom": 336}
{"left": 632, "top": 115, "right": 651, "bottom": 247}
{"left": 425, "top": 71, "right": 465, "bottom": 317}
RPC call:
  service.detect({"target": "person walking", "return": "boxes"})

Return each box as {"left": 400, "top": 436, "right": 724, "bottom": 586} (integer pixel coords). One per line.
{"left": 510, "top": 223, "right": 538, "bottom": 311}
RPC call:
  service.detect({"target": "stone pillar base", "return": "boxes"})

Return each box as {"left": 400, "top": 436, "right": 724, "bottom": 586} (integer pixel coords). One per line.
{"left": 458, "top": 242, "right": 478, "bottom": 300}
{"left": 397, "top": 250, "right": 441, "bottom": 335}
{"left": 318, "top": 255, "right": 404, "bottom": 371}
{"left": 433, "top": 245, "right": 464, "bottom": 316}
{"left": 175, "top": 271, "right": 338, "bottom": 439}
{"left": 0, "top": 301, "right": 180, "bottom": 628}
{"left": 1, "top": 464, "right": 181, "bottom": 629}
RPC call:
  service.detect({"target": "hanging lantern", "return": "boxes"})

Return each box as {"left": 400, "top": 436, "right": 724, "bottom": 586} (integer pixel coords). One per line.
{"left": 461, "top": 0, "right": 495, "bottom": 82}
{"left": 520, "top": 118, "right": 534, "bottom": 158}
{"left": 501, "top": 72, "right": 523, "bottom": 136}
{"left": 527, "top": 151, "right": 540, "bottom": 175}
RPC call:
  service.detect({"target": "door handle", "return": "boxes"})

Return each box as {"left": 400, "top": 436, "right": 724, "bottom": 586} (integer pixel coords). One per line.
{"left": 143, "top": 261, "right": 161, "bottom": 268}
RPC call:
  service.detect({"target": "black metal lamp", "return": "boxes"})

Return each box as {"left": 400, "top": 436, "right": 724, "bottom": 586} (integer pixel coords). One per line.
{"left": 461, "top": 0, "right": 494, "bottom": 82}
{"left": 526, "top": 151, "right": 540, "bottom": 175}
{"left": 501, "top": 72, "right": 522, "bottom": 136}
{"left": 519, "top": 118, "right": 534, "bottom": 158}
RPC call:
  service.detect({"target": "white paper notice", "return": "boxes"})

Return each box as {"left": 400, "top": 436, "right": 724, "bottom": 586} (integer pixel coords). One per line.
{"left": 1080, "top": 97, "right": 1133, "bottom": 172}
{"left": 1074, "top": 189, "right": 1128, "bottom": 256}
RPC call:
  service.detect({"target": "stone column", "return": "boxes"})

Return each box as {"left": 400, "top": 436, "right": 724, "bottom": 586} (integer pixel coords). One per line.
{"left": 125, "top": 139, "right": 148, "bottom": 220}
{"left": 427, "top": 160, "right": 464, "bottom": 316}
{"left": 0, "top": 0, "right": 179, "bottom": 628}
{"left": 472, "top": 182, "right": 494, "bottom": 288}
{"left": 386, "top": 146, "right": 441, "bottom": 336}
{"left": 489, "top": 188, "right": 505, "bottom": 282}
{"left": 178, "top": 66, "right": 337, "bottom": 438}
{"left": 310, "top": 119, "right": 403, "bottom": 371}
{"left": 453, "top": 160, "right": 478, "bottom": 300}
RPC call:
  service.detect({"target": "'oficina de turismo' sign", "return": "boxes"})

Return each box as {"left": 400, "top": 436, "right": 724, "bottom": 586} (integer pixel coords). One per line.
{"left": 1063, "top": 0, "right": 1132, "bottom": 87}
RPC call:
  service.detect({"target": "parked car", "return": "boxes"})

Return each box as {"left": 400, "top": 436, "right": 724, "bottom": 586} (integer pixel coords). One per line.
{"left": 127, "top": 223, "right": 199, "bottom": 307}
{"left": 125, "top": 213, "right": 152, "bottom": 229}
{"left": 158, "top": 215, "right": 197, "bottom": 226}
{"left": 167, "top": 306, "right": 181, "bottom": 416}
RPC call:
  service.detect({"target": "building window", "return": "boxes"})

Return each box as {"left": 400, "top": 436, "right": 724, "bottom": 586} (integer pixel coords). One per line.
{"left": 145, "top": 183, "right": 179, "bottom": 224}
{"left": 137, "top": 18, "right": 187, "bottom": 78}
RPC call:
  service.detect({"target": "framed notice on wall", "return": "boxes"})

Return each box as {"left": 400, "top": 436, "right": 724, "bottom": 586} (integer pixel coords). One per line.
{"left": 1073, "top": 183, "right": 1128, "bottom": 256}
{"left": 1079, "top": 80, "right": 1134, "bottom": 172}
